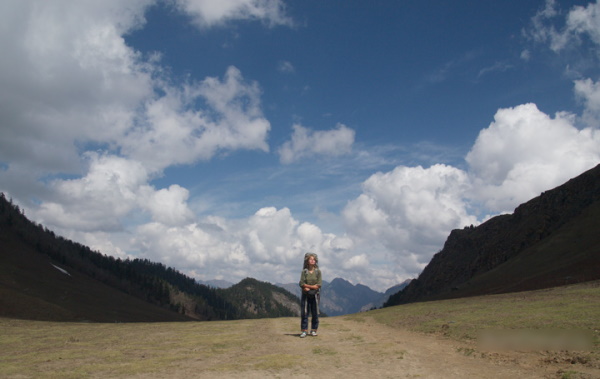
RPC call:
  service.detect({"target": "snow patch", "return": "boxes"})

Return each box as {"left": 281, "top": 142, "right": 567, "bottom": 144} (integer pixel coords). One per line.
{"left": 51, "top": 264, "right": 71, "bottom": 277}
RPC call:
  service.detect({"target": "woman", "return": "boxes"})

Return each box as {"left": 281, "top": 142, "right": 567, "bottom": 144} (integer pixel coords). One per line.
{"left": 299, "top": 252, "right": 322, "bottom": 338}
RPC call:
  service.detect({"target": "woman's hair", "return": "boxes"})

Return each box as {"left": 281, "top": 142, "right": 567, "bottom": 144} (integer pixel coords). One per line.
{"left": 303, "top": 252, "right": 319, "bottom": 270}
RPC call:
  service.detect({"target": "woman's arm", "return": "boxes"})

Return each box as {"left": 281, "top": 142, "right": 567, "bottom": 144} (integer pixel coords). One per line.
{"left": 299, "top": 270, "right": 306, "bottom": 288}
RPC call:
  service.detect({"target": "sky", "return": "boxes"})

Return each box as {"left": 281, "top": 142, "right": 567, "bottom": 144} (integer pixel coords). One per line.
{"left": 1, "top": 0, "right": 599, "bottom": 292}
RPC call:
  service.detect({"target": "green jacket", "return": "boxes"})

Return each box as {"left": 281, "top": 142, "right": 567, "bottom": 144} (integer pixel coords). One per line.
{"left": 299, "top": 268, "right": 322, "bottom": 289}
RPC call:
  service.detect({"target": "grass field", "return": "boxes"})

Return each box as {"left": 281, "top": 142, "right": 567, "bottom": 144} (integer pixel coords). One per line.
{"left": 1, "top": 281, "right": 599, "bottom": 378}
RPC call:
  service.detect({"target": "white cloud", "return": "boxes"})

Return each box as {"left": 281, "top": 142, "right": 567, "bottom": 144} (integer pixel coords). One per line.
{"left": 343, "top": 254, "right": 369, "bottom": 270}
{"left": 132, "top": 221, "right": 229, "bottom": 269}
{"left": 0, "top": 1, "right": 273, "bottom": 233}
{"left": 278, "top": 123, "right": 355, "bottom": 164}
{"left": 33, "top": 154, "right": 149, "bottom": 232}
{"left": 30, "top": 153, "right": 193, "bottom": 234}
{"left": 526, "top": 0, "right": 600, "bottom": 55}
{"left": 0, "top": 0, "right": 154, "bottom": 174}
{"left": 466, "top": 103, "right": 600, "bottom": 212}
{"left": 123, "top": 206, "right": 358, "bottom": 286}
{"left": 139, "top": 185, "right": 195, "bottom": 226}
{"left": 343, "top": 164, "right": 476, "bottom": 277}
{"left": 173, "top": 0, "right": 292, "bottom": 28}
{"left": 123, "top": 66, "right": 271, "bottom": 172}
{"left": 0, "top": 1, "right": 275, "bottom": 177}
{"left": 526, "top": 0, "right": 560, "bottom": 47}
{"left": 563, "top": 1, "right": 600, "bottom": 49}
{"left": 243, "top": 207, "right": 300, "bottom": 261}
{"left": 575, "top": 78, "right": 600, "bottom": 125}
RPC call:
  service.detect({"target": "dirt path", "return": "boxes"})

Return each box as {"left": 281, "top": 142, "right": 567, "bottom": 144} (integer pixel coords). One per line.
{"left": 136, "top": 316, "right": 589, "bottom": 379}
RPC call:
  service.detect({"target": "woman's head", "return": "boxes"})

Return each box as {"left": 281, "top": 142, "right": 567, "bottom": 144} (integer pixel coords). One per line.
{"left": 303, "top": 252, "right": 318, "bottom": 269}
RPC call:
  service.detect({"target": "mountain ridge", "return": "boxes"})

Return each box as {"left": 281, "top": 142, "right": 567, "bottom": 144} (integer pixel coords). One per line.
{"left": 0, "top": 194, "right": 296, "bottom": 322}
{"left": 385, "top": 163, "right": 600, "bottom": 306}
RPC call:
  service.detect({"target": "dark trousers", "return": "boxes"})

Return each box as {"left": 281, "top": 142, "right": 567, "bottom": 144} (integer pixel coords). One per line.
{"left": 300, "top": 293, "right": 319, "bottom": 330}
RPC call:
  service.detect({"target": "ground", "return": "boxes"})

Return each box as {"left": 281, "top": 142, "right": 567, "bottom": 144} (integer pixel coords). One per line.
{"left": 1, "top": 316, "right": 598, "bottom": 378}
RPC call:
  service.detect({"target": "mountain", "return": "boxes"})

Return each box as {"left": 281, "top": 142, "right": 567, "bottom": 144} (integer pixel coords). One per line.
{"left": 219, "top": 278, "right": 299, "bottom": 317}
{"left": 0, "top": 193, "right": 294, "bottom": 322}
{"left": 0, "top": 225, "right": 193, "bottom": 322}
{"left": 319, "top": 278, "right": 382, "bottom": 316}
{"left": 385, "top": 163, "right": 600, "bottom": 307}
{"left": 276, "top": 282, "right": 301, "bottom": 298}
{"left": 278, "top": 278, "right": 410, "bottom": 316}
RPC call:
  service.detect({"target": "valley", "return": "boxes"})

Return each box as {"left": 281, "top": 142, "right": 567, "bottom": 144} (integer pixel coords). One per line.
{"left": 1, "top": 281, "right": 598, "bottom": 378}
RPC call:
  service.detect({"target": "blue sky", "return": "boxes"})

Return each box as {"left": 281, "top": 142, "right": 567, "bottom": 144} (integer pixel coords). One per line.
{"left": 1, "top": 0, "right": 599, "bottom": 291}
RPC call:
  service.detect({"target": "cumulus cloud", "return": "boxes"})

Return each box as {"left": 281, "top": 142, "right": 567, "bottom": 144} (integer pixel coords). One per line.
{"left": 139, "top": 184, "right": 195, "bottom": 226}
{"left": 123, "top": 66, "right": 271, "bottom": 171}
{"left": 125, "top": 206, "right": 355, "bottom": 285}
{"left": 278, "top": 123, "right": 356, "bottom": 163}
{"left": 343, "top": 164, "right": 476, "bottom": 277}
{"left": 173, "top": 0, "right": 292, "bottom": 28}
{"left": 466, "top": 103, "right": 600, "bottom": 212}
{"left": 575, "top": 78, "right": 600, "bottom": 125}
{"left": 0, "top": 0, "right": 153, "bottom": 174}
{"left": 33, "top": 154, "right": 149, "bottom": 232}
{"left": 343, "top": 254, "right": 369, "bottom": 270}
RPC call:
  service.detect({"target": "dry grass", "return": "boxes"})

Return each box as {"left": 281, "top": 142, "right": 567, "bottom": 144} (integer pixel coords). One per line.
{"left": 1, "top": 281, "right": 599, "bottom": 378}
{"left": 0, "top": 319, "right": 248, "bottom": 378}
{"left": 347, "top": 280, "right": 600, "bottom": 349}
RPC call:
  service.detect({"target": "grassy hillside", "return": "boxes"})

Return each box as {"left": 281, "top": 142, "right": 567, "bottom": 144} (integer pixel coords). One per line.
{"left": 358, "top": 280, "right": 600, "bottom": 344}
